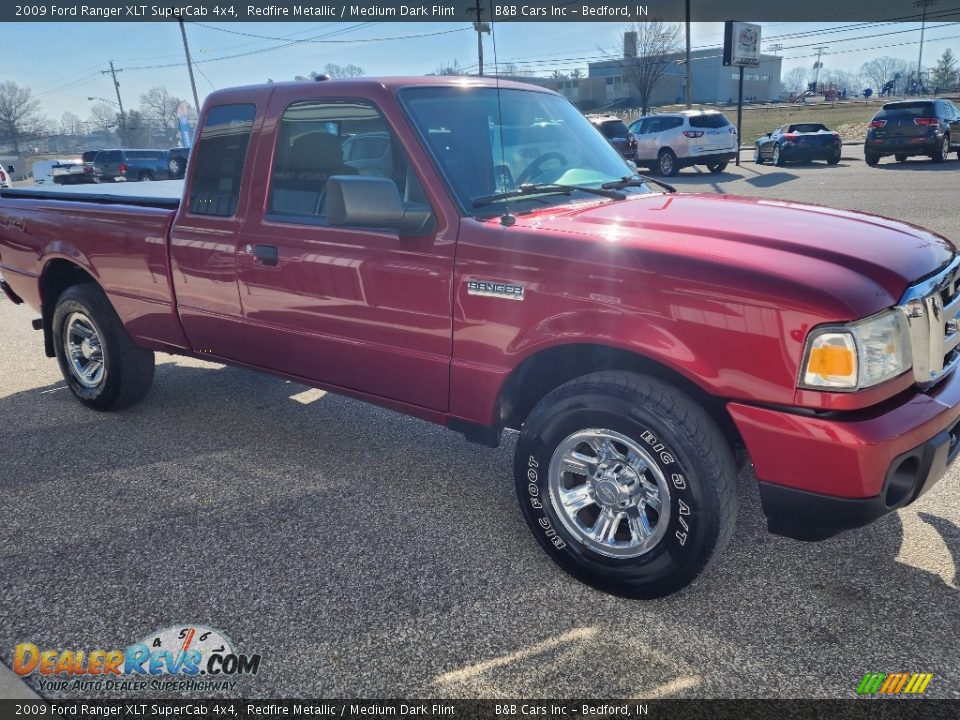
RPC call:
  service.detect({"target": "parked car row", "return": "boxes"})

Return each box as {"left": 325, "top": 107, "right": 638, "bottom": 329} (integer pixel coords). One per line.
{"left": 51, "top": 147, "right": 191, "bottom": 185}
{"left": 588, "top": 97, "right": 960, "bottom": 176}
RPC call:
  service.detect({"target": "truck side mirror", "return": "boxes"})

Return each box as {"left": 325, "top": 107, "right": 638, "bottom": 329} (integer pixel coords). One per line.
{"left": 323, "top": 176, "right": 433, "bottom": 234}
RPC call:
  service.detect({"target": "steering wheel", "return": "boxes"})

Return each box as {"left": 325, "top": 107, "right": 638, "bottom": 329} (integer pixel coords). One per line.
{"left": 516, "top": 152, "right": 568, "bottom": 186}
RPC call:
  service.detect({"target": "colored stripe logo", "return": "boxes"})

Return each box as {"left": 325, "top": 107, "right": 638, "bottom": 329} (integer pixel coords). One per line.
{"left": 857, "top": 673, "right": 933, "bottom": 695}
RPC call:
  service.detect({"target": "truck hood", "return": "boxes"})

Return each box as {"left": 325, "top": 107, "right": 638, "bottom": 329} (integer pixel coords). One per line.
{"left": 512, "top": 192, "right": 955, "bottom": 316}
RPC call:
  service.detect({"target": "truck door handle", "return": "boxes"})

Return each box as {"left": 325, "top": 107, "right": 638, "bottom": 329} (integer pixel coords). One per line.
{"left": 253, "top": 244, "right": 278, "bottom": 266}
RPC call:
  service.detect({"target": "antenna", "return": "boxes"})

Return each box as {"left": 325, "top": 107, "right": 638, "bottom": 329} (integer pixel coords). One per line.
{"left": 489, "top": 16, "right": 514, "bottom": 227}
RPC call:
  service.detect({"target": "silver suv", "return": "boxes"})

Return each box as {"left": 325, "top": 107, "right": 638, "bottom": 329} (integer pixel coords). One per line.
{"left": 628, "top": 110, "right": 738, "bottom": 176}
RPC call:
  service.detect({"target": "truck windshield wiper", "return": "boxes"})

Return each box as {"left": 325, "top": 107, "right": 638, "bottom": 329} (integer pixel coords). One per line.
{"left": 473, "top": 183, "right": 626, "bottom": 208}
{"left": 602, "top": 175, "right": 677, "bottom": 194}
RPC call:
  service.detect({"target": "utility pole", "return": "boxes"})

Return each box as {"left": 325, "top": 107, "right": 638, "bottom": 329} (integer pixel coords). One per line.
{"left": 467, "top": 1, "right": 490, "bottom": 76}
{"left": 101, "top": 60, "right": 126, "bottom": 146}
{"left": 684, "top": 0, "right": 692, "bottom": 108}
{"left": 178, "top": 17, "right": 202, "bottom": 115}
{"left": 812, "top": 46, "right": 828, "bottom": 90}
{"left": 915, "top": 0, "right": 938, "bottom": 92}
{"left": 769, "top": 43, "right": 783, "bottom": 55}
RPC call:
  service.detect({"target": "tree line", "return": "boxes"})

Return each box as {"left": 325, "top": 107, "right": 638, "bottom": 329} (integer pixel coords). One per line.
{"left": 0, "top": 82, "right": 196, "bottom": 155}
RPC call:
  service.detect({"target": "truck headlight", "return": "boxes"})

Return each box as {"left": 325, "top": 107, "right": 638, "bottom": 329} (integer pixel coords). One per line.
{"left": 800, "top": 310, "right": 910, "bottom": 390}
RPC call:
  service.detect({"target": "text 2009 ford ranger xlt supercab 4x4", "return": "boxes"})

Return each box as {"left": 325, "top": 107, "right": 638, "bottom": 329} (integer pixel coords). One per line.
{"left": 2, "top": 78, "right": 959, "bottom": 598}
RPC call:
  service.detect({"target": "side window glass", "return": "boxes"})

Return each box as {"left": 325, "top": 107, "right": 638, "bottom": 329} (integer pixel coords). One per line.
{"left": 269, "top": 99, "right": 429, "bottom": 224}
{"left": 188, "top": 103, "right": 256, "bottom": 217}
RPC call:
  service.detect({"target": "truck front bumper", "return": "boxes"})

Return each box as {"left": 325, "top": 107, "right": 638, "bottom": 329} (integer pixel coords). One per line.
{"left": 728, "top": 368, "right": 960, "bottom": 540}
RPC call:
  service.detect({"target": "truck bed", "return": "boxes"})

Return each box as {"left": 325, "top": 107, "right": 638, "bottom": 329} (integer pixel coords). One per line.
{"left": 0, "top": 180, "right": 182, "bottom": 209}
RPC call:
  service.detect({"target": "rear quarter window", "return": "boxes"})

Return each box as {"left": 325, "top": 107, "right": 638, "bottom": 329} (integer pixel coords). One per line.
{"left": 688, "top": 114, "right": 731, "bottom": 129}
{"left": 188, "top": 103, "right": 256, "bottom": 217}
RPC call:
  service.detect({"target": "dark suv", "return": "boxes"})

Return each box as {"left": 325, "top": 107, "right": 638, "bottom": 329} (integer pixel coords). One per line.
{"left": 586, "top": 115, "right": 637, "bottom": 161}
{"left": 93, "top": 149, "right": 171, "bottom": 182}
{"left": 865, "top": 99, "right": 960, "bottom": 166}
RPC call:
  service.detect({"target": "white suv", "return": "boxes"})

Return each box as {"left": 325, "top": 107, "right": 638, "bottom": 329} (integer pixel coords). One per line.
{"left": 628, "top": 110, "right": 738, "bottom": 176}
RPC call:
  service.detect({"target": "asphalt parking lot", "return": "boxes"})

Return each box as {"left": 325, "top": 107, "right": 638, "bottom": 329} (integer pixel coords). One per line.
{"left": 1, "top": 147, "right": 959, "bottom": 700}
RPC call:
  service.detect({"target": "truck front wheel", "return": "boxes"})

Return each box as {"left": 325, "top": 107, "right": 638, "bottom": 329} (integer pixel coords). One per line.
{"left": 514, "top": 371, "right": 737, "bottom": 598}
{"left": 52, "top": 283, "right": 155, "bottom": 411}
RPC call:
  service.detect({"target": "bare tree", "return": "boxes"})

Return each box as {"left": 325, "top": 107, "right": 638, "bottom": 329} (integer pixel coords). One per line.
{"left": 569, "top": 69, "right": 584, "bottom": 80}
{"left": 434, "top": 59, "right": 465, "bottom": 76}
{"left": 0, "top": 81, "right": 43, "bottom": 154}
{"left": 323, "top": 63, "right": 364, "bottom": 79}
{"left": 821, "top": 68, "right": 863, "bottom": 95}
{"left": 88, "top": 102, "right": 118, "bottom": 134}
{"left": 781, "top": 67, "right": 808, "bottom": 97}
{"left": 140, "top": 86, "right": 182, "bottom": 144}
{"left": 621, "top": 21, "right": 683, "bottom": 114}
{"left": 860, "top": 56, "right": 911, "bottom": 94}
{"left": 60, "top": 111, "right": 84, "bottom": 137}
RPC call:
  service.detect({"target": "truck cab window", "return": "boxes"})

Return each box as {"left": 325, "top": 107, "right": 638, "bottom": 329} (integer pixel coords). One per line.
{"left": 188, "top": 103, "right": 256, "bottom": 217}
{"left": 269, "top": 99, "right": 425, "bottom": 222}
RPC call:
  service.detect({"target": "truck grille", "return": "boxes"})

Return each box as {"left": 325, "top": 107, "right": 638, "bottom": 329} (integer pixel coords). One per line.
{"left": 898, "top": 255, "right": 960, "bottom": 386}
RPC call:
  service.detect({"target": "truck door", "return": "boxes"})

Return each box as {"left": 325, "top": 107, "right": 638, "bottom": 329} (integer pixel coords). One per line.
{"left": 168, "top": 102, "right": 258, "bottom": 360}
{"left": 232, "top": 94, "right": 455, "bottom": 412}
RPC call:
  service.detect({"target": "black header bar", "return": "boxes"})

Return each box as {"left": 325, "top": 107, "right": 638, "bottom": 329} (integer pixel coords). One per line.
{"left": 4, "top": 0, "right": 960, "bottom": 22}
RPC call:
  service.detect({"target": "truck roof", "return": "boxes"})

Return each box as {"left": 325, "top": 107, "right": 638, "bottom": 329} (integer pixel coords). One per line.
{"left": 203, "top": 75, "right": 557, "bottom": 105}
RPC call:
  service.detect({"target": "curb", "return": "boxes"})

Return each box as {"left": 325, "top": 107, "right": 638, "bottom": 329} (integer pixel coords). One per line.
{"left": 0, "top": 660, "right": 40, "bottom": 700}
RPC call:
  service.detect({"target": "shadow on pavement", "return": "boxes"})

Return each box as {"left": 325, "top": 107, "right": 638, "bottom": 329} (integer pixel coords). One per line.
{"left": 0, "top": 361, "right": 958, "bottom": 698}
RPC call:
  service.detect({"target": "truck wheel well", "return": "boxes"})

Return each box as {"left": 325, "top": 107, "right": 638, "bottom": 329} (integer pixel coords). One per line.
{"left": 39, "top": 260, "right": 96, "bottom": 357}
{"left": 498, "top": 344, "right": 742, "bottom": 451}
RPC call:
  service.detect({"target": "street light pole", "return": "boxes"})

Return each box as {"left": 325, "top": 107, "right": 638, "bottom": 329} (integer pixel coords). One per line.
{"left": 178, "top": 17, "right": 202, "bottom": 115}
{"left": 915, "top": 0, "right": 938, "bottom": 92}
{"left": 101, "top": 60, "right": 127, "bottom": 146}
{"left": 684, "top": 0, "right": 692, "bottom": 108}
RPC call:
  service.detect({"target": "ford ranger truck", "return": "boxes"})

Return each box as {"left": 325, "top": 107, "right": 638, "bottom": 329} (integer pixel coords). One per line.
{"left": 1, "top": 78, "right": 958, "bottom": 598}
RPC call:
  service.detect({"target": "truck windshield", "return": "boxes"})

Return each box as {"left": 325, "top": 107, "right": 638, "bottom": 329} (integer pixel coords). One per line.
{"left": 401, "top": 86, "right": 644, "bottom": 212}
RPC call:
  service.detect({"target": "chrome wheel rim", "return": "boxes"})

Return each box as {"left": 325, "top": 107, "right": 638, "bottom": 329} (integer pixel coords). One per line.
{"left": 548, "top": 429, "right": 671, "bottom": 559}
{"left": 659, "top": 154, "right": 673, "bottom": 175}
{"left": 942, "top": 138, "right": 949, "bottom": 161}
{"left": 773, "top": 146, "right": 780, "bottom": 164}
{"left": 64, "top": 312, "right": 105, "bottom": 388}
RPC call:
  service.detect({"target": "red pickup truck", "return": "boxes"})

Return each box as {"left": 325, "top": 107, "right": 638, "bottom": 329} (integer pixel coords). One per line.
{"left": 2, "top": 77, "right": 959, "bottom": 598}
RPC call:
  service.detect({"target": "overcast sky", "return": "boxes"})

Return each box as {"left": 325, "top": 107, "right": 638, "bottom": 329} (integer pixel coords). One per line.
{"left": 6, "top": 21, "right": 958, "bottom": 121}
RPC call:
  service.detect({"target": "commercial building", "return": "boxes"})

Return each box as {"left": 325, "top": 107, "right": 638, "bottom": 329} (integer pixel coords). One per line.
{"left": 536, "top": 33, "right": 783, "bottom": 111}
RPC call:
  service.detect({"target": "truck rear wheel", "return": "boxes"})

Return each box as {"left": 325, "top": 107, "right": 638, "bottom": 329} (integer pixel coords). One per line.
{"left": 514, "top": 371, "right": 737, "bottom": 598}
{"left": 52, "top": 283, "right": 155, "bottom": 411}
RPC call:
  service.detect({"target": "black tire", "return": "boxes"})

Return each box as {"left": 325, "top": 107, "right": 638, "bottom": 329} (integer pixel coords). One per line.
{"left": 169, "top": 158, "right": 183, "bottom": 178}
{"left": 514, "top": 371, "right": 738, "bottom": 599}
{"left": 656, "top": 148, "right": 679, "bottom": 177}
{"left": 827, "top": 150, "right": 841, "bottom": 165}
{"left": 706, "top": 161, "right": 728, "bottom": 174}
{"left": 52, "top": 283, "right": 155, "bottom": 411}
{"left": 772, "top": 145, "right": 785, "bottom": 166}
{"left": 895, "top": 154, "right": 907, "bottom": 162}
{"left": 865, "top": 152, "right": 880, "bottom": 166}
{"left": 138, "top": 172, "right": 154, "bottom": 182}
{"left": 754, "top": 145, "right": 764, "bottom": 164}
{"left": 932, "top": 136, "right": 949, "bottom": 164}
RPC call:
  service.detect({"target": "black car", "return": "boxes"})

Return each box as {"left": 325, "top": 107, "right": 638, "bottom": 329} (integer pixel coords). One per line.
{"left": 587, "top": 115, "right": 637, "bottom": 161}
{"left": 93, "top": 149, "right": 171, "bottom": 183}
{"left": 167, "top": 147, "right": 190, "bottom": 179}
{"left": 754, "top": 123, "right": 842, "bottom": 166}
{"left": 865, "top": 99, "right": 960, "bottom": 166}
